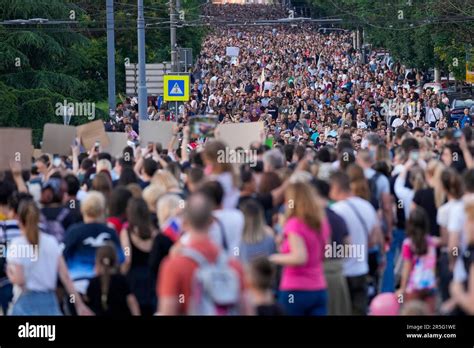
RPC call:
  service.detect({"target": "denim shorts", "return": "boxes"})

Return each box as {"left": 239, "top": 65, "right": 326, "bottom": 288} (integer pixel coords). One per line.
{"left": 10, "top": 290, "right": 62, "bottom": 316}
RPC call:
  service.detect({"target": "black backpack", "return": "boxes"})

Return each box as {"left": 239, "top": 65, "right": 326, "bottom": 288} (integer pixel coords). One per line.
{"left": 368, "top": 172, "right": 381, "bottom": 211}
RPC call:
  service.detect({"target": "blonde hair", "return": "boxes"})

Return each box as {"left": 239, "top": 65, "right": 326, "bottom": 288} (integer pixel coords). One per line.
{"left": 81, "top": 191, "right": 106, "bottom": 220}
{"left": 426, "top": 160, "right": 446, "bottom": 208}
{"left": 126, "top": 183, "right": 142, "bottom": 198}
{"left": 96, "top": 159, "right": 112, "bottom": 173}
{"left": 143, "top": 184, "right": 166, "bottom": 213}
{"left": 18, "top": 200, "right": 40, "bottom": 246}
{"left": 151, "top": 170, "right": 180, "bottom": 191}
{"left": 241, "top": 200, "right": 267, "bottom": 244}
{"left": 285, "top": 181, "right": 325, "bottom": 232}
{"left": 157, "top": 193, "right": 183, "bottom": 230}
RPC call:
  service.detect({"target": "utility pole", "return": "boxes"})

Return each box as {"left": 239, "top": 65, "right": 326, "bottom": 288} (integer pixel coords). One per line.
{"left": 170, "top": 0, "right": 178, "bottom": 73}
{"left": 137, "top": 0, "right": 148, "bottom": 120}
{"left": 106, "top": 0, "right": 116, "bottom": 117}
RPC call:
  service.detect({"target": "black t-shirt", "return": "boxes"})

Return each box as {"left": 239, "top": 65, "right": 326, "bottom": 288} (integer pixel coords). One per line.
{"left": 86, "top": 273, "right": 132, "bottom": 316}
{"left": 267, "top": 107, "right": 278, "bottom": 120}
{"left": 256, "top": 303, "right": 285, "bottom": 316}
{"left": 41, "top": 206, "right": 77, "bottom": 231}
{"left": 149, "top": 233, "right": 174, "bottom": 281}
{"left": 326, "top": 207, "right": 349, "bottom": 248}
{"left": 413, "top": 188, "right": 440, "bottom": 237}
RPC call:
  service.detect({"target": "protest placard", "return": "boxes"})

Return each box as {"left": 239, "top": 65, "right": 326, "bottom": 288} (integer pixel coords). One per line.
{"left": 139, "top": 121, "right": 177, "bottom": 149}
{"left": 0, "top": 128, "right": 32, "bottom": 171}
{"left": 41, "top": 124, "right": 77, "bottom": 156}
{"left": 76, "top": 120, "right": 110, "bottom": 150}
{"left": 216, "top": 122, "right": 264, "bottom": 149}
{"left": 103, "top": 132, "right": 129, "bottom": 157}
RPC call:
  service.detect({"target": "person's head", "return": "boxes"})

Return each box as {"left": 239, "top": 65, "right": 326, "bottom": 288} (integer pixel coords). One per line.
{"left": 108, "top": 186, "right": 132, "bottom": 218}
{"left": 157, "top": 193, "right": 184, "bottom": 230}
{"left": 246, "top": 257, "right": 276, "bottom": 293}
{"left": 285, "top": 181, "right": 324, "bottom": 232}
{"left": 142, "top": 184, "right": 166, "bottom": 213}
{"left": 186, "top": 167, "right": 204, "bottom": 193}
{"left": 64, "top": 174, "right": 80, "bottom": 199}
{"left": 240, "top": 199, "right": 267, "bottom": 244}
{"left": 197, "top": 180, "right": 224, "bottom": 209}
{"left": 81, "top": 191, "right": 106, "bottom": 222}
{"left": 347, "top": 164, "right": 370, "bottom": 201}
{"left": 182, "top": 192, "right": 214, "bottom": 234}
{"left": 127, "top": 197, "right": 153, "bottom": 240}
{"left": 329, "top": 171, "right": 352, "bottom": 202}
{"left": 151, "top": 170, "right": 180, "bottom": 192}
{"left": 41, "top": 178, "right": 66, "bottom": 205}
{"left": 406, "top": 206, "right": 430, "bottom": 256}
{"left": 95, "top": 243, "right": 119, "bottom": 311}
{"left": 202, "top": 140, "right": 233, "bottom": 174}
{"left": 118, "top": 167, "right": 138, "bottom": 186}
{"left": 440, "top": 167, "right": 464, "bottom": 199}
{"left": 262, "top": 149, "right": 285, "bottom": 172}
{"left": 143, "top": 158, "right": 159, "bottom": 179}
{"left": 425, "top": 160, "right": 446, "bottom": 208}
{"left": 17, "top": 200, "right": 40, "bottom": 245}
{"left": 92, "top": 172, "right": 113, "bottom": 200}
{"left": 356, "top": 148, "right": 374, "bottom": 169}
{"left": 96, "top": 159, "right": 112, "bottom": 174}
{"left": 7, "top": 192, "right": 33, "bottom": 219}
{"left": 408, "top": 165, "right": 427, "bottom": 192}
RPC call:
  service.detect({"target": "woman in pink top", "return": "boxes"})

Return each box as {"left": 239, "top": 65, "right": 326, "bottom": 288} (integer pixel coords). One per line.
{"left": 269, "top": 182, "right": 330, "bottom": 316}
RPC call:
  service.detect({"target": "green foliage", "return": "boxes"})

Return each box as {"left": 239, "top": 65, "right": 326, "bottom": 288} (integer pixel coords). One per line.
{"left": 0, "top": 0, "right": 206, "bottom": 144}
{"left": 307, "top": 0, "right": 474, "bottom": 78}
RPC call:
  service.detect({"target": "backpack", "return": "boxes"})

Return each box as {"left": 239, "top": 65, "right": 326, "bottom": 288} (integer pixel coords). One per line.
{"left": 368, "top": 172, "right": 381, "bottom": 211}
{"left": 180, "top": 247, "right": 240, "bottom": 315}
{"left": 40, "top": 208, "right": 70, "bottom": 243}
{"left": 409, "top": 242, "right": 436, "bottom": 291}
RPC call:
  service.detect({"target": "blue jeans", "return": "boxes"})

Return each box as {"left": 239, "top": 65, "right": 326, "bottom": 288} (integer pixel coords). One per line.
{"left": 381, "top": 228, "right": 405, "bottom": 293}
{"left": 278, "top": 289, "right": 327, "bottom": 316}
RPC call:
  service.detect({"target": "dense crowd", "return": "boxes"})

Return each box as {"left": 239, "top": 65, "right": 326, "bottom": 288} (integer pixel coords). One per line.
{"left": 1, "top": 4, "right": 474, "bottom": 316}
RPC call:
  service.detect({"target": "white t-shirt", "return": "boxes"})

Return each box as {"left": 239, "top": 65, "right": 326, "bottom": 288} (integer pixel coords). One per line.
{"left": 7, "top": 233, "right": 61, "bottom": 292}
{"left": 209, "top": 209, "right": 244, "bottom": 257}
{"left": 437, "top": 199, "right": 463, "bottom": 229}
{"left": 331, "top": 196, "right": 378, "bottom": 277}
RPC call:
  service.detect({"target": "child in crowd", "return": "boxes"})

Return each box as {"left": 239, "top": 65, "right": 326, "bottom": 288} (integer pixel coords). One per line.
{"left": 85, "top": 244, "right": 140, "bottom": 316}
{"left": 398, "top": 207, "right": 439, "bottom": 314}
{"left": 246, "top": 257, "right": 284, "bottom": 316}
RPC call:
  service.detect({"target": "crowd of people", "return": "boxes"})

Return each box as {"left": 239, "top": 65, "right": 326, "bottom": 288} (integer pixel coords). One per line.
{"left": 1, "top": 4, "right": 474, "bottom": 316}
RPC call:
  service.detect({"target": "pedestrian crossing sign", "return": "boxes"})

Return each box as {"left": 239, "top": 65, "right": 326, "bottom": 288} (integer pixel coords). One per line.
{"left": 164, "top": 75, "right": 190, "bottom": 101}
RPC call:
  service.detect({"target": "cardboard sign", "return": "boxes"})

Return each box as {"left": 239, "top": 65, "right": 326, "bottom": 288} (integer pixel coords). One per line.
{"left": 76, "top": 120, "right": 110, "bottom": 150}
{"left": 226, "top": 46, "right": 240, "bottom": 57}
{"left": 103, "top": 132, "right": 129, "bottom": 157}
{"left": 139, "top": 121, "right": 176, "bottom": 149}
{"left": 41, "top": 124, "right": 77, "bottom": 156}
{"left": 216, "top": 122, "right": 264, "bottom": 150}
{"left": 0, "top": 128, "right": 32, "bottom": 171}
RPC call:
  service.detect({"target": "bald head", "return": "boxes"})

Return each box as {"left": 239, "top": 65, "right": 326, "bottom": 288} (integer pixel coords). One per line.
{"left": 183, "top": 193, "right": 213, "bottom": 232}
